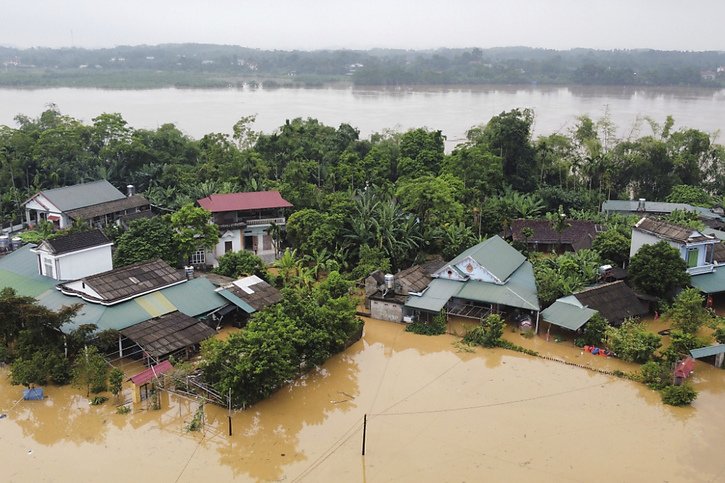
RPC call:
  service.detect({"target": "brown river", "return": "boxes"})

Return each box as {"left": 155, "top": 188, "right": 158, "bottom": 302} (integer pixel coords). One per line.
{"left": 1, "top": 86, "right": 724, "bottom": 150}
{"left": 1, "top": 317, "right": 724, "bottom": 482}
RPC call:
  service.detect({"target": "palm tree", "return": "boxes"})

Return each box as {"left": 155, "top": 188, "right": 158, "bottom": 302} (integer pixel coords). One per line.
{"left": 546, "top": 205, "right": 571, "bottom": 253}
{"left": 274, "top": 248, "right": 300, "bottom": 285}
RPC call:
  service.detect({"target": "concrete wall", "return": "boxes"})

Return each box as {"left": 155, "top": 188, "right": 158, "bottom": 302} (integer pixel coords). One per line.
{"left": 371, "top": 300, "right": 403, "bottom": 322}
{"left": 630, "top": 230, "right": 681, "bottom": 259}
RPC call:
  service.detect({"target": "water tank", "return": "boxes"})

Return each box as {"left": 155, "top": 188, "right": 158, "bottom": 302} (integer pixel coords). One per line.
{"left": 184, "top": 265, "right": 195, "bottom": 280}
{"left": 10, "top": 237, "right": 22, "bottom": 250}
{"left": 0, "top": 235, "right": 8, "bottom": 251}
{"left": 384, "top": 273, "right": 395, "bottom": 291}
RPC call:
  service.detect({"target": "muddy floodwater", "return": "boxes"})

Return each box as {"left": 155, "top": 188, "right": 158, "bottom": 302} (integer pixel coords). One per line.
{"left": 2, "top": 317, "right": 724, "bottom": 482}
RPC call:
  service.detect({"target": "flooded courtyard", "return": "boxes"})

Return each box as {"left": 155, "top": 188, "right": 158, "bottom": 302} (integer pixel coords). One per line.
{"left": 1, "top": 317, "right": 724, "bottom": 482}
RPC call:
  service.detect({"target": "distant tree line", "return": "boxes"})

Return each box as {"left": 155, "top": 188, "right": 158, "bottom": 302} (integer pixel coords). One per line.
{"left": 1, "top": 44, "right": 724, "bottom": 88}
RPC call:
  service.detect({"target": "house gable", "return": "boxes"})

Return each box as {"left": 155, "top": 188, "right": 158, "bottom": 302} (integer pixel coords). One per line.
{"left": 433, "top": 264, "right": 468, "bottom": 281}
{"left": 452, "top": 256, "right": 500, "bottom": 284}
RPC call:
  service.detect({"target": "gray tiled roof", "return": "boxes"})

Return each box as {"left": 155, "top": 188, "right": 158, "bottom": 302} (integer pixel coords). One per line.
{"left": 228, "top": 279, "right": 282, "bottom": 311}
{"left": 65, "top": 195, "right": 149, "bottom": 220}
{"left": 573, "top": 281, "right": 648, "bottom": 324}
{"left": 61, "top": 259, "right": 186, "bottom": 304}
{"left": 44, "top": 229, "right": 111, "bottom": 255}
{"left": 635, "top": 217, "right": 712, "bottom": 244}
{"left": 28, "top": 180, "right": 125, "bottom": 212}
{"left": 120, "top": 310, "right": 216, "bottom": 359}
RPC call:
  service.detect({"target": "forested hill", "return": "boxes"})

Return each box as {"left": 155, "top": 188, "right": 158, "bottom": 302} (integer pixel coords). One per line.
{"left": 1, "top": 44, "right": 724, "bottom": 88}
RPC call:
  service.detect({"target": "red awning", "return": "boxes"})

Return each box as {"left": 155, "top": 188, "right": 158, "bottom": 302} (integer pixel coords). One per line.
{"left": 47, "top": 214, "right": 61, "bottom": 221}
{"left": 128, "top": 360, "right": 173, "bottom": 386}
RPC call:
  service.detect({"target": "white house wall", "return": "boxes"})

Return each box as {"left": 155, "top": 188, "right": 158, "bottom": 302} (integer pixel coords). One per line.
{"left": 62, "top": 279, "right": 103, "bottom": 299}
{"left": 630, "top": 230, "right": 680, "bottom": 259}
{"left": 38, "top": 245, "right": 113, "bottom": 281}
{"left": 453, "top": 257, "right": 498, "bottom": 283}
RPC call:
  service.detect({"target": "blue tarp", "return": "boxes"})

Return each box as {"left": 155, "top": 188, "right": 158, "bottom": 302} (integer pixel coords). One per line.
{"left": 23, "top": 388, "right": 44, "bottom": 400}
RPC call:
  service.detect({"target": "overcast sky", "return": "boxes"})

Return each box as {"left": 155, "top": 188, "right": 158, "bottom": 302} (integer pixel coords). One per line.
{"left": 4, "top": 0, "right": 724, "bottom": 51}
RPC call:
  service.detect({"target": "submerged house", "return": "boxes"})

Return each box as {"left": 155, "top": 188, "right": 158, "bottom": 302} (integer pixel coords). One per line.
{"left": 23, "top": 180, "right": 150, "bottom": 230}
{"left": 404, "top": 236, "right": 540, "bottom": 329}
{"left": 197, "top": 191, "right": 293, "bottom": 266}
{"left": 0, "top": 245, "right": 233, "bottom": 364}
{"left": 508, "top": 219, "right": 601, "bottom": 253}
{"left": 629, "top": 217, "right": 725, "bottom": 296}
{"left": 366, "top": 257, "right": 446, "bottom": 323}
{"left": 214, "top": 275, "right": 283, "bottom": 326}
{"left": 541, "top": 281, "right": 648, "bottom": 334}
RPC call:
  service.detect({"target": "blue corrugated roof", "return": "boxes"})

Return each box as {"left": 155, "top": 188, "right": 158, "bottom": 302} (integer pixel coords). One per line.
{"left": 689, "top": 344, "right": 725, "bottom": 359}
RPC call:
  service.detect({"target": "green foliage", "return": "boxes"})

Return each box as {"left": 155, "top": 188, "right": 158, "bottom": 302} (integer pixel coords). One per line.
{"left": 286, "top": 208, "right": 342, "bottom": 256}
{"left": 665, "top": 288, "right": 711, "bottom": 334}
{"left": 639, "top": 361, "right": 671, "bottom": 390}
{"left": 463, "top": 314, "right": 506, "bottom": 348}
{"left": 532, "top": 249, "right": 602, "bottom": 306}
{"left": 591, "top": 229, "right": 630, "bottom": 266}
{"left": 113, "top": 216, "right": 178, "bottom": 267}
{"left": 628, "top": 241, "right": 689, "bottom": 299}
{"left": 200, "top": 272, "right": 363, "bottom": 408}
{"left": 604, "top": 319, "right": 661, "bottom": 363}
{"left": 660, "top": 384, "right": 698, "bottom": 406}
{"left": 406, "top": 310, "right": 447, "bottom": 336}
{"left": 90, "top": 396, "right": 108, "bottom": 405}
{"left": 72, "top": 346, "right": 109, "bottom": 396}
{"left": 213, "top": 250, "right": 268, "bottom": 280}
{"left": 663, "top": 209, "right": 705, "bottom": 230}
{"left": 108, "top": 368, "right": 124, "bottom": 398}
{"left": 116, "top": 405, "right": 131, "bottom": 414}
{"left": 714, "top": 325, "right": 725, "bottom": 344}
{"left": 482, "top": 109, "right": 537, "bottom": 192}
{"left": 10, "top": 350, "right": 71, "bottom": 386}
{"left": 666, "top": 185, "right": 713, "bottom": 207}
{"left": 581, "top": 313, "right": 608, "bottom": 346}
{"left": 662, "top": 330, "right": 709, "bottom": 363}
{"left": 170, "top": 204, "right": 219, "bottom": 262}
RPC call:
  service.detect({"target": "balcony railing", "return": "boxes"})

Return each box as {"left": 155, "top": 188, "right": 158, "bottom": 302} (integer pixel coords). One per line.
{"left": 246, "top": 217, "right": 286, "bottom": 226}
{"left": 687, "top": 264, "right": 715, "bottom": 275}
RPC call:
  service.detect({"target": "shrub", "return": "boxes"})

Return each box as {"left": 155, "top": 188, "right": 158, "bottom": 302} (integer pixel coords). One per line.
{"left": 660, "top": 384, "right": 698, "bottom": 406}
{"left": 581, "top": 313, "right": 608, "bottom": 346}
{"left": 463, "top": 314, "right": 505, "bottom": 348}
{"left": 116, "top": 405, "right": 131, "bottom": 414}
{"left": 640, "top": 361, "right": 670, "bottom": 390}
{"left": 406, "top": 310, "right": 446, "bottom": 336}
{"left": 666, "top": 288, "right": 711, "bottom": 334}
{"left": 604, "top": 319, "right": 661, "bottom": 363}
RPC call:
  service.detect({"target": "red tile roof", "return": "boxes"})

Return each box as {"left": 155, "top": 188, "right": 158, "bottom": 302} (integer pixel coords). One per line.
{"left": 197, "top": 191, "right": 293, "bottom": 212}
{"left": 129, "top": 360, "right": 173, "bottom": 386}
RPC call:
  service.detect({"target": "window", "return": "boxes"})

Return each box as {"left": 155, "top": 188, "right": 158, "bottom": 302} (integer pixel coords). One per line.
{"left": 43, "top": 257, "right": 54, "bottom": 277}
{"left": 190, "top": 249, "right": 206, "bottom": 265}
{"left": 224, "top": 241, "right": 233, "bottom": 253}
{"left": 686, "top": 248, "right": 699, "bottom": 268}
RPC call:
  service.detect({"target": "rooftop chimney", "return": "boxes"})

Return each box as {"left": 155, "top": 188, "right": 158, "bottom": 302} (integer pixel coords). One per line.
{"left": 637, "top": 198, "right": 646, "bottom": 211}
{"left": 184, "top": 265, "right": 195, "bottom": 280}
{"left": 126, "top": 184, "right": 135, "bottom": 197}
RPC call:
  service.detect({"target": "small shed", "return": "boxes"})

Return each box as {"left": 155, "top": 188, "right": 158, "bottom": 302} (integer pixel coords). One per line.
{"left": 689, "top": 344, "right": 725, "bottom": 368}
{"left": 129, "top": 360, "right": 174, "bottom": 403}
{"left": 23, "top": 387, "right": 44, "bottom": 400}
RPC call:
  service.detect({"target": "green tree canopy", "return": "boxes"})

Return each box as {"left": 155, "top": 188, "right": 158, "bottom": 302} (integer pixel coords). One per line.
{"left": 628, "top": 241, "right": 689, "bottom": 299}
{"left": 170, "top": 204, "right": 219, "bottom": 262}
{"left": 113, "top": 216, "right": 178, "bottom": 267}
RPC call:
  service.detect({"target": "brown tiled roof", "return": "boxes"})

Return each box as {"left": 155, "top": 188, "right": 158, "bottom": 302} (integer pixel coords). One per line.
{"left": 44, "top": 229, "right": 111, "bottom": 255}
{"left": 714, "top": 242, "right": 725, "bottom": 264}
{"left": 62, "top": 259, "right": 186, "bottom": 304}
{"left": 395, "top": 265, "right": 432, "bottom": 293}
{"left": 228, "top": 279, "right": 282, "bottom": 311}
{"left": 420, "top": 256, "right": 446, "bottom": 275}
{"left": 634, "top": 217, "right": 712, "bottom": 244}
{"left": 120, "top": 311, "right": 215, "bottom": 359}
{"left": 573, "top": 281, "right": 648, "bottom": 324}
{"left": 65, "top": 195, "right": 150, "bottom": 220}
{"left": 510, "top": 219, "right": 600, "bottom": 250}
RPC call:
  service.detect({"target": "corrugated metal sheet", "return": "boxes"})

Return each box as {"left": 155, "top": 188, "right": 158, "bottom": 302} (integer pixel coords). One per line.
{"left": 217, "top": 289, "right": 256, "bottom": 314}
{"left": 541, "top": 300, "right": 597, "bottom": 331}
{"left": 689, "top": 344, "right": 725, "bottom": 359}
{"left": 405, "top": 278, "right": 462, "bottom": 313}
{"left": 135, "top": 291, "right": 177, "bottom": 317}
{"left": 33, "top": 180, "right": 125, "bottom": 212}
{"left": 162, "top": 277, "right": 229, "bottom": 316}
{"left": 690, "top": 269, "right": 725, "bottom": 294}
{"left": 0, "top": 269, "right": 56, "bottom": 297}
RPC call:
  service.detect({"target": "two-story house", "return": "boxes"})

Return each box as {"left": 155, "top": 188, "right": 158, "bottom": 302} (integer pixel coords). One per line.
{"left": 197, "top": 191, "right": 293, "bottom": 265}
{"left": 630, "top": 217, "right": 718, "bottom": 276}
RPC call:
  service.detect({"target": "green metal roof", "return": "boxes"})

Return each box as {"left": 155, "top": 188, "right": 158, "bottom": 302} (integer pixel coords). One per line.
{"left": 541, "top": 300, "right": 597, "bottom": 331}
{"left": 689, "top": 344, "right": 725, "bottom": 359}
{"left": 405, "top": 261, "right": 540, "bottom": 313}
{"left": 690, "top": 268, "right": 725, "bottom": 294}
{"left": 161, "top": 277, "right": 229, "bottom": 317}
{"left": 449, "top": 235, "right": 525, "bottom": 282}
{"left": 217, "top": 289, "right": 256, "bottom": 314}
{"left": 31, "top": 180, "right": 125, "bottom": 212}
{"left": 405, "top": 278, "right": 461, "bottom": 313}
{"left": 0, "top": 246, "right": 229, "bottom": 334}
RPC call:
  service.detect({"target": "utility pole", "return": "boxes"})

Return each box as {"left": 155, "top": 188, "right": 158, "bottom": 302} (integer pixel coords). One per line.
{"left": 361, "top": 414, "right": 367, "bottom": 456}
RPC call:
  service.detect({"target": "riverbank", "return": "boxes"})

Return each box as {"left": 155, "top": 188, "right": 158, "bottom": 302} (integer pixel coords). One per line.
{"left": 1, "top": 317, "right": 723, "bottom": 482}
